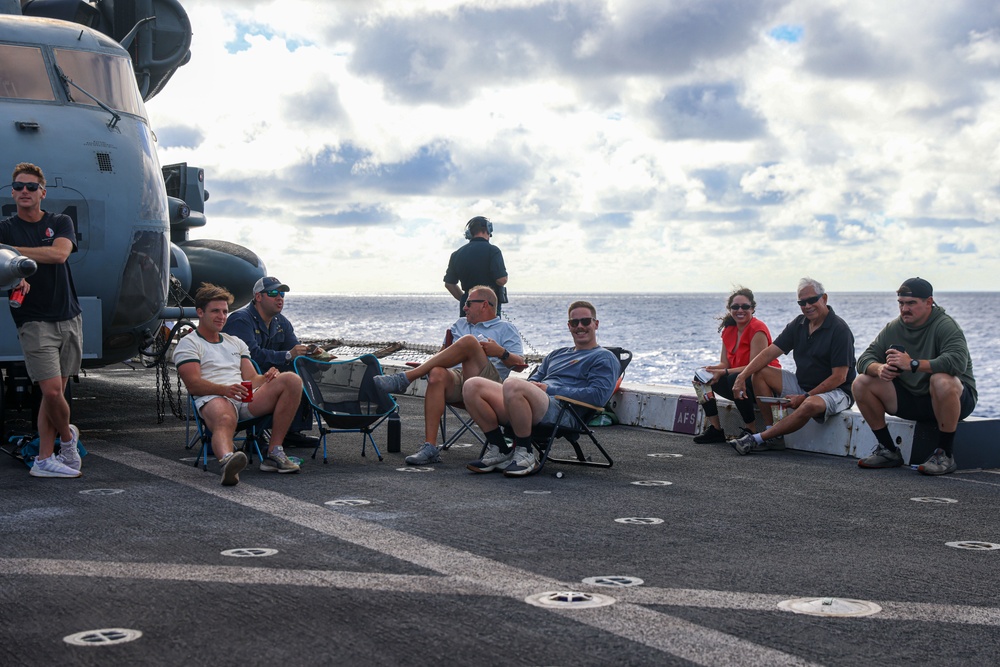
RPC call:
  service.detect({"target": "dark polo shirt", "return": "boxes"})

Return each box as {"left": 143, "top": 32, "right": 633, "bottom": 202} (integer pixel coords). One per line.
{"left": 773, "top": 306, "right": 857, "bottom": 397}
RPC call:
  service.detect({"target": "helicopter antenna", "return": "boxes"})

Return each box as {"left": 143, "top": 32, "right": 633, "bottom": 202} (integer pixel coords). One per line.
{"left": 54, "top": 66, "right": 122, "bottom": 130}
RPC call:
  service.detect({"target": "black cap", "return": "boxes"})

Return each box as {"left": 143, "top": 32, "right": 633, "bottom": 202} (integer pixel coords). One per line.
{"left": 897, "top": 277, "right": 933, "bottom": 299}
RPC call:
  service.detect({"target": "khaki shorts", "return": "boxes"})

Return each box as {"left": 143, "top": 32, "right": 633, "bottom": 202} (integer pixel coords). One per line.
{"left": 17, "top": 315, "right": 83, "bottom": 382}
{"left": 451, "top": 362, "right": 502, "bottom": 397}
{"left": 780, "top": 369, "right": 852, "bottom": 423}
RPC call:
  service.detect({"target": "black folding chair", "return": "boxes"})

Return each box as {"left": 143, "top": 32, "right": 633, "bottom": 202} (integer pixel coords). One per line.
{"left": 525, "top": 346, "right": 632, "bottom": 473}
{"left": 185, "top": 394, "right": 270, "bottom": 471}
{"left": 293, "top": 354, "right": 399, "bottom": 463}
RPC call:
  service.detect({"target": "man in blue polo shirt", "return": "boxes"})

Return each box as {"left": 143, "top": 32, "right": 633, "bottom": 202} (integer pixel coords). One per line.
{"left": 373, "top": 285, "right": 525, "bottom": 465}
{"left": 729, "top": 278, "right": 857, "bottom": 455}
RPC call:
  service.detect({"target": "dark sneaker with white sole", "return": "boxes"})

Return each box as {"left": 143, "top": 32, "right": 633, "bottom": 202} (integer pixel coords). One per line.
{"left": 858, "top": 445, "right": 904, "bottom": 469}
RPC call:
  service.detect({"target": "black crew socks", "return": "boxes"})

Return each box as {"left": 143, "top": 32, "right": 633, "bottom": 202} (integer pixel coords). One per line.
{"left": 872, "top": 426, "right": 897, "bottom": 451}
{"left": 513, "top": 435, "right": 532, "bottom": 451}
{"left": 484, "top": 428, "right": 509, "bottom": 453}
{"left": 938, "top": 431, "right": 956, "bottom": 457}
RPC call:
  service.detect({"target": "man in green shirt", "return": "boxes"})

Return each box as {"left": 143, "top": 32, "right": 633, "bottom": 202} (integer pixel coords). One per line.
{"left": 854, "top": 278, "right": 977, "bottom": 475}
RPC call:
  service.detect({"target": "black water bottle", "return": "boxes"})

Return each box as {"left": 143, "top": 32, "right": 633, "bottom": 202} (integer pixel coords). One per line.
{"left": 387, "top": 410, "right": 401, "bottom": 453}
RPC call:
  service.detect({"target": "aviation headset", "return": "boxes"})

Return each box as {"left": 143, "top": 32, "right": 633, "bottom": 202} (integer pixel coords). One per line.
{"left": 464, "top": 216, "right": 493, "bottom": 240}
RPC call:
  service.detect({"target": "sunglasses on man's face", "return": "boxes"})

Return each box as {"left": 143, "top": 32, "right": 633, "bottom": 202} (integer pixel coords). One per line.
{"left": 12, "top": 182, "right": 42, "bottom": 192}
{"left": 797, "top": 295, "right": 822, "bottom": 307}
{"left": 568, "top": 317, "right": 594, "bottom": 327}
{"left": 730, "top": 303, "right": 753, "bottom": 311}
{"left": 264, "top": 290, "right": 285, "bottom": 298}
{"left": 465, "top": 299, "right": 489, "bottom": 305}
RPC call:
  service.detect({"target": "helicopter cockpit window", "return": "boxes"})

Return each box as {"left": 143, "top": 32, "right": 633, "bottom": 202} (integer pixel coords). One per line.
{"left": 53, "top": 49, "right": 146, "bottom": 119}
{"left": 0, "top": 45, "right": 56, "bottom": 101}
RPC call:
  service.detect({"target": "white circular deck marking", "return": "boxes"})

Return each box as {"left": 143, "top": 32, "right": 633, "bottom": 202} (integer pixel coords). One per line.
{"left": 911, "top": 497, "right": 958, "bottom": 504}
{"left": 525, "top": 591, "right": 616, "bottom": 609}
{"left": 614, "top": 517, "right": 664, "bottom": 525}
{"left": 582, "top": 575, "right": 644, "bottom": 587}
{"left": 945, "top": 541, "right": 1000, "bottom": 551}
{"left": 220, "top": 548, "right": 278, "bottom": 558}
{"left": 396, "top": 467, "right": 434, "bottom": 473}
{"left": 324, "top": 499, "right": 371, "bottom": 507}
{"left": 523, "top": 490, "right": 551, "bottom": 495}
{"left": 79, "top": 488, "right": 125, "bottom": 496}
{"left": 778, "top": 597, "right": 882, "bottom": 617}
{"left": 64, "top": 628, "right": 143, "bottom": 646}
{"left": 647, "top": 453, "right": 683, "bottom": 458}
{"left": 631, "top": 480, "right": 673, "bottom": 487}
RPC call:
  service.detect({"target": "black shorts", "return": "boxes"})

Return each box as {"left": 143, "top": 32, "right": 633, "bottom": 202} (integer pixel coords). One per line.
{"left": 893, "top": 380, "right": 976, "bottom": 422}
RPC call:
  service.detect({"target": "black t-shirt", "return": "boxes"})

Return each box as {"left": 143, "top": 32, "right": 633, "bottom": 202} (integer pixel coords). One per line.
{"left": 443, "top": 237, "right": 507, "bottom": 313}
{"left": 0, "top": 212, "right": 81, "bottom": 326}
{"left": 773, "top": 306, "right": 857, "bottom": 396}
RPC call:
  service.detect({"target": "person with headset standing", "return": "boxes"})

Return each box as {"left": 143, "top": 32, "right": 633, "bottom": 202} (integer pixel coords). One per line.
{"left": 444, "top": 216, "right": 508, "bottom": 317}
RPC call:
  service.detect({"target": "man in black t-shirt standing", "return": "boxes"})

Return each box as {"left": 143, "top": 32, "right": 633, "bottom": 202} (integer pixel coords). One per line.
{"left": 729, "top": 277, "right": 857, "bottom": 455}
{"left": 1, "top": 162, "right": 83, "bottom": 478}
{"left": 443, "top": 216, "right": 508, "bottom": 316}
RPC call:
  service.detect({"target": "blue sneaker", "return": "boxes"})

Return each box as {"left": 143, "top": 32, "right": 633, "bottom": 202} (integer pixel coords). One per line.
{"left": 373, "top": 372, "right": 410, "bottom": 397}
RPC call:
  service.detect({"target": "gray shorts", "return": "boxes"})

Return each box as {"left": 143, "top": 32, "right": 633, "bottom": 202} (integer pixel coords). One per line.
{"left": 540, "top": 395, "right": 583, "bottom": 429}
{"left": 194, "top": 395, "right": 255, "bottom": 422}
{"left": 17, "top": 314, "right": 83, "bottom": 382}
{"left": 780, "top": 369, "right": 852, "bottom": 423}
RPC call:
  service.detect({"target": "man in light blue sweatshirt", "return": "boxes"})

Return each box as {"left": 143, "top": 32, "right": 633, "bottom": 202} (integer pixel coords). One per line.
{"left": 462, "top": 300, "right": 618, "bottom": 477}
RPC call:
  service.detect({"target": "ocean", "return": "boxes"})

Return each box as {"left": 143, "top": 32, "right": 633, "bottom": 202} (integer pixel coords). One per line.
{"left": 281, "top": 292, "right": 998, "bottom": 419}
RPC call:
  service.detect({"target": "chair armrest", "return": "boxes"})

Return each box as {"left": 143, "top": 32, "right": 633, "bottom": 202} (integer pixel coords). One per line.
{"left": 405, "top": 362, "right": 420, "bottom": 368}
{"left": 553, "top": 395, "right": 603, "bottom": 412}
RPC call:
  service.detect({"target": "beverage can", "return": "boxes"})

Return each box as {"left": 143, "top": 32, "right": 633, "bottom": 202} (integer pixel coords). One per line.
{"left": 240, "top": 381, "right": 253, "bottom": 403}
{"left": 9, "top": 284, "right": 25, "bottom": 309}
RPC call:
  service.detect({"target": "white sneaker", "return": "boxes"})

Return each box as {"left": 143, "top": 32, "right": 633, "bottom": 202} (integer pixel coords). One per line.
{"left": 57, "top": 424, "right": 82, "bottom": 471}
{"left": 30, "top": 454, "right": 82, "bottom": 478}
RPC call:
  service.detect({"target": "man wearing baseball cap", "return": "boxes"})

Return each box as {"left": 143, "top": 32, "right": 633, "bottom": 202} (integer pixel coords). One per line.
{"left": 223, "top": 276, "right": 318, "bottom": 444}
{"left": 854, "top": 278, "right": 977, "bottom": 475}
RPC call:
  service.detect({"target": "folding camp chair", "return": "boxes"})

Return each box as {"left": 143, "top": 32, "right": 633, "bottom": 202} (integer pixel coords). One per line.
{"left": 293, "top": 354, "right": 399, "bottom": 463}
{"left": 406, "top": 328, "right": 528, "bottom": 449}
{"left": 523, "top": 346, "right": 632, "bottom": 473}
{"left": 185, "top": 394, "right": 270, "bottom": 471}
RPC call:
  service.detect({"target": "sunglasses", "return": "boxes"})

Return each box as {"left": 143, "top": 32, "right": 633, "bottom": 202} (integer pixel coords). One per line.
{"left": 264, "top": 290, "right": 285, "bottom": 298}
{"left": 730, "top": 304, "right": 753, "bottom": 311}
{"left": 12, "top": 182, "right": 42, "bottom": 192}
{"left": 797, "top": 295, "right": 823, "bottom": 307}
{"left": 568, "top": 317, "right": 594, "bottom": 327}
{"left": 466, "top": 299, "right": 490, "bottom": 305}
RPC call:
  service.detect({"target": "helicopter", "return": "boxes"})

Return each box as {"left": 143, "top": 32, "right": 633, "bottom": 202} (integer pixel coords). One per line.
{"left": 0, "top": 0, "right": 267, "bottom": 427}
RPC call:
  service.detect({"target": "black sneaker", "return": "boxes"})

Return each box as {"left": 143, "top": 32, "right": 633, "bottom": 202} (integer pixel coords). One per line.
{"left": 693, "top": 425, "right": 726, "bottom": 444}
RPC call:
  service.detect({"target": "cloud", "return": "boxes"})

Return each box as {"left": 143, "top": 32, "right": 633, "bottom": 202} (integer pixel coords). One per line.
{"left": 156, "top": 124, "right": 205, "bottom": 149}
{"left": 650, "top": 83, "right": 767, "bottom": 141}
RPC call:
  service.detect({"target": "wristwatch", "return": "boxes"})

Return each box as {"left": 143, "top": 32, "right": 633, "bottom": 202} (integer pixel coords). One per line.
{"left": 285, "top": 350, "right": 292, "bottom": 362}
{"left": 910, "top": 359, "right": 919, "bottom": 373}
{"left": 500, "top": 349, "right": 510, "bottom": 361}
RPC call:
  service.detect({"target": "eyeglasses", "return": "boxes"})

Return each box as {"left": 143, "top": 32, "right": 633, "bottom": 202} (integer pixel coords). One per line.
{"left": 11, "top": 182, "right": 42, "bottom": 192}
{"left": 797, "top": 295, "right": 823, "bottom": 307}
{"left": 568, "top": 317, "right": 594, "bottom": 327}
{"left": 264, "top": 290, "right": 285, "bottom": 298}
{"left": 466, "top": 299, "right": 493, "bottom": 308}
{"left": 730, "top": 304, "right": 753, "bottom": 311}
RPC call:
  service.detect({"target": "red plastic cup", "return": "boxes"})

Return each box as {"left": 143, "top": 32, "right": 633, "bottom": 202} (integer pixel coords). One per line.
{"left": 240, "top": 381, "right": 253, "bottom": 402}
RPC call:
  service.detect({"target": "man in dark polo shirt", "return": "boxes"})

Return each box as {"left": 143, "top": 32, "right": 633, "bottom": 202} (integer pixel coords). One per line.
{"left": 1, "top": 162, "right": 84, "bottom": 478}
{"left": 729, "top": 277, "right": 857, "bottom": 455}
{"left": 443, "top": 216, "right": 508, "bottom": 317}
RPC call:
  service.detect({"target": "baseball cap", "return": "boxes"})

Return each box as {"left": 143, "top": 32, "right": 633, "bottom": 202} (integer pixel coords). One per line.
{"left": 897, "top": 277, "right": 933, "bottom": 299}
{"left": 253, "top": 276, "right": 290, "bottom": 294}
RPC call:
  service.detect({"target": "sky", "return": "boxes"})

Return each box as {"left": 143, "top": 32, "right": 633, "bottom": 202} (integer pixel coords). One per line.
{"left": 147, "top": 0, "right": 1000, "bottom": 294}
